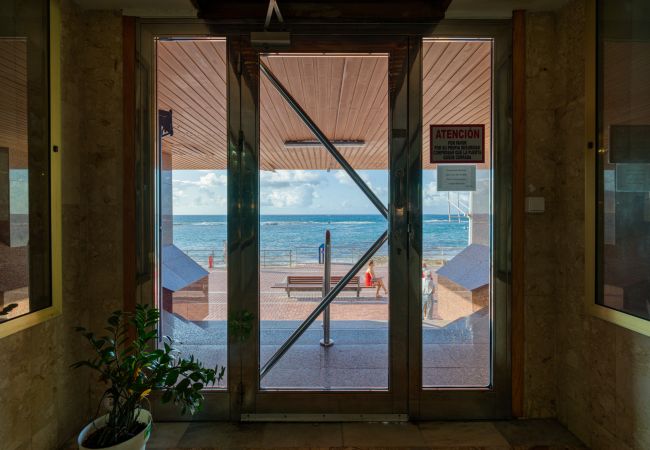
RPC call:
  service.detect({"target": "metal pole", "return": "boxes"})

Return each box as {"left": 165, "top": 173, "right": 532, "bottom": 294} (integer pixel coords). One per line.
{"left": 260, "top": 230, "right": 387, "bottom": 379}
{"left": 260, "top": 61, "right": 388, "bottom": 219}
{"left": 320, "top": 230, "right": 334, "bottom": 347}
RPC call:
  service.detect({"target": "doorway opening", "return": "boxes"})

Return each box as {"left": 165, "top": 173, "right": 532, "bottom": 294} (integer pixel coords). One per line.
{"left": 143, "top": 28, "right": 509, "bottom": 419}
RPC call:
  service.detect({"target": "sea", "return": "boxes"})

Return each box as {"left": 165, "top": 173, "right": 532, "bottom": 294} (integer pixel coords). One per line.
{"left": 173, "top": 214, "right": 469, "bottom": 266}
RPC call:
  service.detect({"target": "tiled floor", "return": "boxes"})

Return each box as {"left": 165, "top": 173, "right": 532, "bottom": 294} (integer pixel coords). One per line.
{"left": 145, "top": 419, "right": 586, "bottom": 449}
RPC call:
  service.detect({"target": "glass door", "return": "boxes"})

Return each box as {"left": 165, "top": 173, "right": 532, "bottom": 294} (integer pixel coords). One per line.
{"left": 407, "top": 27, "right": 512, "bottom": 419}
{"left": 139, "top": 24, "right": 512, "bottom": 421}
{"left": 236, "top": 36, "right": 411, "bottom": 418}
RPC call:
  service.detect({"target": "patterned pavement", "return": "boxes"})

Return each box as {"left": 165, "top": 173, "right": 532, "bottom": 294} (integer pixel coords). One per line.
{"left": 173, "top": 263, "right": 391, "bottom": 322}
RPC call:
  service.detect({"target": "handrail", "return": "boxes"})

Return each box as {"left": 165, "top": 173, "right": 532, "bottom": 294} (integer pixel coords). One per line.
{"left": 179, "top": 244, "right": 463, "bottom": 268}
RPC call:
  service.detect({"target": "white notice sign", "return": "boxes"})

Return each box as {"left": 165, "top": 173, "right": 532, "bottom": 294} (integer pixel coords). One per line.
{"left": 437, "top": 165, "right": 477, "bottom": 192}
{"left": 430, "top": 124, "right": 485, "bottom": 163}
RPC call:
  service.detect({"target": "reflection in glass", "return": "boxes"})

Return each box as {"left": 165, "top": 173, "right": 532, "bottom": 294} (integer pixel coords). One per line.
{"left": 596, "top": 0, "right": 650, "bottom": 319}
{"left": 156, "top": 39, "right": 228, "bottom": 385}
{"left": 0, "top": 0, "right": 51, "bottom": 323}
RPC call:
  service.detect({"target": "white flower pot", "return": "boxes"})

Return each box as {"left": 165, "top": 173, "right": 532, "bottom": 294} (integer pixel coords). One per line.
{"left": 78, "top": 409, "right": 152, "bottom": 450}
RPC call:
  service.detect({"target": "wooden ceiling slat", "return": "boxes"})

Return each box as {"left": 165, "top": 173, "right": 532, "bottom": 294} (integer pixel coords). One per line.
{"left": 158, "top": 40, "right": 228, "bottom": 169}
{"left": 0, "top": 39, "right": 27, "bottom": 166}
{"left": 158, "top": 53, "right": 227, "bottom": 126}
{"left": 160, "top": 40, "right": 492, "bottom": 171}
{"left": 157, "top": 91, "right": 225, "bottom": 152}
{"left": 422, "top": 40, "right": 492, "bottom": 170}
{"left": 423, "top": 43, "right": 488, "bottom": 113}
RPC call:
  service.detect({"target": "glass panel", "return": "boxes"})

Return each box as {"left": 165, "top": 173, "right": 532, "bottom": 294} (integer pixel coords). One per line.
{"left": 259, "top": 53, "right": 390, "bottom": 390}
{"left": 0, "top": 0, "right": 51, "bottom": 323}
{"left": 421, "top": 39, "right": 492, "bottom": 388}
{"left": 596, "top": 0, "right": 650, "bottom": 319}
{"left": 156, "top": 38, "right": 228, "bottom": 385}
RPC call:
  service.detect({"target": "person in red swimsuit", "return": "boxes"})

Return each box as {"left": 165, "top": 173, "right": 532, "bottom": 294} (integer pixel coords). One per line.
{"left": 365, "top": 259, "right": 387, "bottom": 298}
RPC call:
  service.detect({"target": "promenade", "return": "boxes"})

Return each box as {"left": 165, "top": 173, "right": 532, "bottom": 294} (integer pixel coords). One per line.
{"left": 164, "top": 263, "right": 489, "bottom": 389}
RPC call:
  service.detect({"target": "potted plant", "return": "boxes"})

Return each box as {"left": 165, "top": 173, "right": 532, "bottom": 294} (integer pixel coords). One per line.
{"left": 73, "top": 304, "right": 224, "bottom": 449}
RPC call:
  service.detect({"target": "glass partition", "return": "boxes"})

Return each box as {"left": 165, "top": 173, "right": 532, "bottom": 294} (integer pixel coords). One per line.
{"left": 0, "top": 0, "right": 52, "bottom": 324}
{"left": 596, "top": 0, "right": 650, "bottom": 321}
{"left": 258, "top": 53, "right": 390, "bottom": 390}
{"left": 421, "top": 39, "right": 492, "bottom": 387}
{"left": 156, "top": 38, "right": 228, "bottom": 385}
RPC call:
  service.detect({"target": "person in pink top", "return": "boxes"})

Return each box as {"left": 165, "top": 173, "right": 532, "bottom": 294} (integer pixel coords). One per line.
{"left": 365, "top": 259, "right": 387, "bottom": 298}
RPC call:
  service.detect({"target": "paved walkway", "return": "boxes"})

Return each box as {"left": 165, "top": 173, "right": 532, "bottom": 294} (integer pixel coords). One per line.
{"left": 174, "top": 264, "right": 395, "bottom": 322}
{"left": 166, "top": 263, "right": 489, "bottom": 389}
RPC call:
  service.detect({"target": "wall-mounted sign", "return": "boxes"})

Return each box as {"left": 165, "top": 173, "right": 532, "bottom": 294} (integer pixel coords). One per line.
{"left": 430, "top": 124, "right": 485, "bottom": 164}
{"left": 437, "top": 165, "right": 477, "bottom": 192}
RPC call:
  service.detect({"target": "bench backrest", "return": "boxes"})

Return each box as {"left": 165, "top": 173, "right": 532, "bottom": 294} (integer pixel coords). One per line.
{"left": 287, "top": 275, "right": 359, "bottom": 285}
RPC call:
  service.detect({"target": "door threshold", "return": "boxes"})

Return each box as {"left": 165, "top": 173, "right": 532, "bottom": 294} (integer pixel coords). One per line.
{"left": 241, "top": 413, "right": 408, "bottom": 422}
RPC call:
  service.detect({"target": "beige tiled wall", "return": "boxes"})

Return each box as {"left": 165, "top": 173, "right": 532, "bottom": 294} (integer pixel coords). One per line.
{"left": 0, "top": 1, "right": 124, "bottom": 448}
{"left": 526, "top": 1, "right": 650, "bottom": 448}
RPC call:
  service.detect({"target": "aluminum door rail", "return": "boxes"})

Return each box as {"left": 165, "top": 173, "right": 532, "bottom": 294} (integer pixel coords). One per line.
{"left": 260, "top": 230, "right": 388, "bottom": 379}
{"left": 260, "top": 61, "right": 388, "bottom": 219}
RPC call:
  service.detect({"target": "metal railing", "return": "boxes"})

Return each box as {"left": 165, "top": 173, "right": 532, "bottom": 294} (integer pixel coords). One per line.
{"left": 179, "top": 244, "right": 465, "bottom": 269}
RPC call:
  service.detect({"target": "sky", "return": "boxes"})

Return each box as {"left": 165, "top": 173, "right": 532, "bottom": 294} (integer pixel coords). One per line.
{"left": 171, "top": 169, "right": 488, "bottom": 215}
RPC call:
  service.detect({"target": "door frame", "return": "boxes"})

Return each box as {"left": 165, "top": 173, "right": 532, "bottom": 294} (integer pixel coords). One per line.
{"left": 133, "top": 19, "right": 512, "bottom": 421}
{"left": 408, "top": 20, "right": 513, "bottom": 420}
{"left": 238, "top": 35, "right": 412, "bottom": 420}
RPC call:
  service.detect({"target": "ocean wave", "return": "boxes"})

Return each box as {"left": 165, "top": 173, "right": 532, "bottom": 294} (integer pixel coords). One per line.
{"left": 262, "top": 220, "right": 377, "bottom": 226}
{"left": 174, "top": 221, "right": 226, "bottom": 226}
{"left": 424, "top": 219, "right": 468, "bottom": 223}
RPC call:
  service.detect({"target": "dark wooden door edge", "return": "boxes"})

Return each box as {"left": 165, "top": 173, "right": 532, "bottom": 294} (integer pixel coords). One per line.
{"left": 123, "top": 16, "right": 136, "bottom": 314}
{"left": 511, "top": 9, "right": 526, "bottom": 418}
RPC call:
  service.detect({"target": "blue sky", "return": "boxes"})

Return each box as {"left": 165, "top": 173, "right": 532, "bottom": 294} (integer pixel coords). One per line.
{"left": 171, "top": 169, "right": 486, "bottom": 215}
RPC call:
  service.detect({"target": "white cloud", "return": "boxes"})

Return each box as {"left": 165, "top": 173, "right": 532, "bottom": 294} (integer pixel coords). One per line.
{"left": 334, "top": 170, "right": 387, "bottom": 198}
{"left": 423, "top": 181, "right": 441, "bottom": 206}
{"left": 173, "top": 172, "right": 227, "bottom": 188}
{"left": 260, "top": 170, "right": 320, "bottom": 188}
{"left": 261, "top": 185, "right": 316, "bottom": 208}
{"left": 198, "top": 172, "right": 227, "bottom": 187}
{"left": 260, "top": 170, "right": 321, "bottom": 210}
{"left": 192, "top": 192, "right": 226, "bottom": 207}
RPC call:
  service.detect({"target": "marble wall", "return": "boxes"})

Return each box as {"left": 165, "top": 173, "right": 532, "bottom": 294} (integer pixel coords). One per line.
{"left": 526, "top": 1, "right": 650, "bottom": 448}
{"left": 1, "top": 1, "right": 650, "bottom": 448}
{"left": 0, "top": 1, "right": 124, "bottom": 448}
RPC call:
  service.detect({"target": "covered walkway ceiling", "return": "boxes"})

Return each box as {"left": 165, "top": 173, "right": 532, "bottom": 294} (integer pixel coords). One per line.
{"left": 157, "top": 38, "right": 492, "bottom": 171}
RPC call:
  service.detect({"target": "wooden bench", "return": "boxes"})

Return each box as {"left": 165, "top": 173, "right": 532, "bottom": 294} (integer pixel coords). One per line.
{"left": 272, "top": 275, "right": 370, "bottom": 297}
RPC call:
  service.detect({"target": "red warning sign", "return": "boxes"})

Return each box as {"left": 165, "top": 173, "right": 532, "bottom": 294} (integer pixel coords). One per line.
{"left": 430, "top": 124, "right": 485, "bottom": 164}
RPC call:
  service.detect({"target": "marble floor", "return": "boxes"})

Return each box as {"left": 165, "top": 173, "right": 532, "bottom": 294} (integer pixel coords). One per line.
{"left": 144, "top": 419, "right": 586, "bottom": 449}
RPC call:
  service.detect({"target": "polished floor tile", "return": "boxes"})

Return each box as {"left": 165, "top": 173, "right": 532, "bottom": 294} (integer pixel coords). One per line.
{"left": 147, "top": 422, "right": 190, "bottom": 449}
{"left": 149, "top": 418, "right": 586, "bottom": 449}
{"left": 178, "top": 422, "right": 265, "bottom": 449}
{"left": 493, "top": 419, "right": 587, "bottom": 447}
{"left": 341, "top": 421, "right": 426, "bottom": 447}
{"left": 418, "top": 421, "right": 510, "bottom": 447}
{"left": 260, "top": 422, "right": 343, "bottom": 447}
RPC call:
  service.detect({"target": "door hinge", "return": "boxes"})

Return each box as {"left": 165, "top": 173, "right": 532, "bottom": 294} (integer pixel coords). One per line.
{"left": 238, "top": 381, "right": 245, "bottom": 406}
{"left": 238, "top": 130, "right": 244, "bottom": 154}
